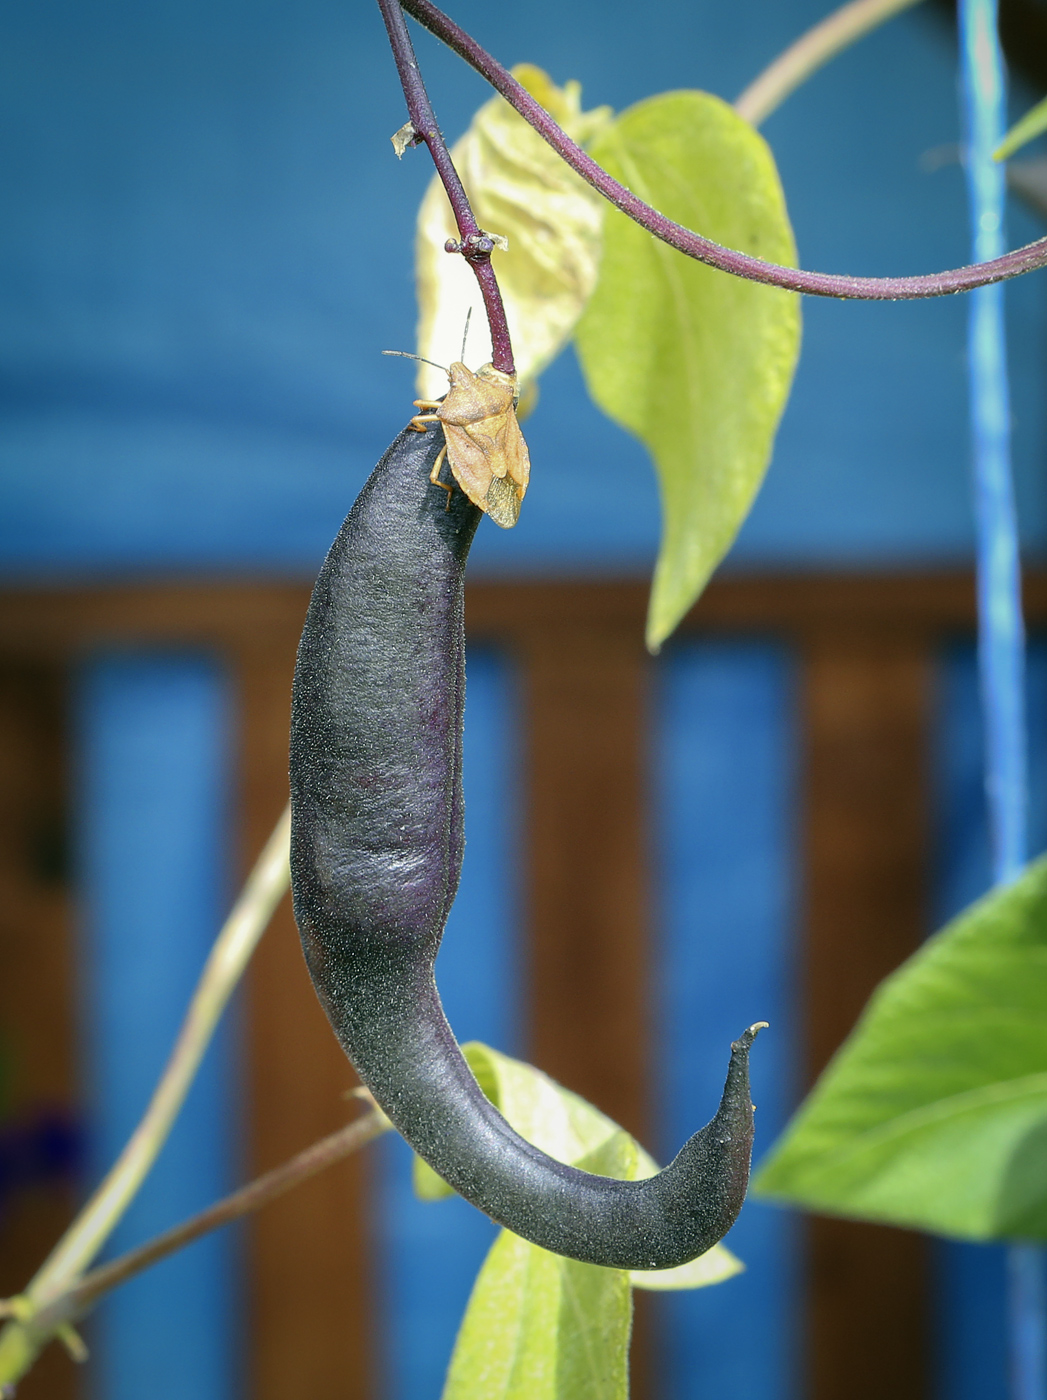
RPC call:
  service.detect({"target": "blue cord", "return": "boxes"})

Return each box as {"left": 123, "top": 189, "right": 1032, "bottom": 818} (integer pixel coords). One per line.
{"left": 958, "top": 2, "right": 1043, "bottom": 1396}
{"left": 960, "top": 0, "right": 1026, "bottom": 886}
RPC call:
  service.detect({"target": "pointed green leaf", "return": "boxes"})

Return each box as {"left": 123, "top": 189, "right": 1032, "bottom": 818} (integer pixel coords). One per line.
{"left": 574, "top": 91, "right": 800, "bottom": 650}
{"left": 754, "top": 857, "right": 1047, "bottom": 1240}
{"left": 441, "top": 1131, "right": 635, "bottom": 1400}
{"left": 415, "top": 66, "right": 611, "bottom": 403}
{"left": 441, "top": 1227, "right": 632, "bottom": 1400}
{"left": 995, "top": 95, "right": 1047, "bottom": 162}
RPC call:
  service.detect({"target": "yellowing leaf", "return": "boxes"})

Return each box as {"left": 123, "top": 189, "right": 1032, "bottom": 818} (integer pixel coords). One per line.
{"left": 754, "top": 858, "right": 1047, "bottom": 1240}
{"left": 574, "top": 92, "right": 800, "bottom": 650}
{"left": 416, "top": 1046, "right": 743, "bottom": 1396}
{"left": 415, "top": 65, "right": 611, "bottom": 401}
{"left": 413, "top": 1151, "right": 455, "bottom": 1201}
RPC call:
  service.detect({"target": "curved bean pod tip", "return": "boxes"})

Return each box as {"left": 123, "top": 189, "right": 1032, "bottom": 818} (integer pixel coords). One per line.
{"left": 289, "top": 421, "right": 764, "bottom": 1270}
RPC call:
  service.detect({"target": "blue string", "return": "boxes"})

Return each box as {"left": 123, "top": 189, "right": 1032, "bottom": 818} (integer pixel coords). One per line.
{"left": 958, "top": 3, "right": 1043, "bottom": 1397}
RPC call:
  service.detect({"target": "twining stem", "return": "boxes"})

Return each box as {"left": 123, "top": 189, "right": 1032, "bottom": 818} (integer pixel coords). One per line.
{"left": 735, "top": 0, "right": 925, "bottom": 126}
{"left": 376, "top": 0, "right": 515, "bottom": 372}
{"left": 399, "top": 0, "right": 1047, "bottom": 299}
{"left": 0, "top": 807, "right": 292, "bottom": 1386}
{"left": 34, "top": 1108, "right": 390, "bottom": 1334}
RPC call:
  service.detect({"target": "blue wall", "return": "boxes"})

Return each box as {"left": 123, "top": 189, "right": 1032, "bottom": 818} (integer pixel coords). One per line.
{"left": 0, "top": 0, "right": 1044, "bottom": 577}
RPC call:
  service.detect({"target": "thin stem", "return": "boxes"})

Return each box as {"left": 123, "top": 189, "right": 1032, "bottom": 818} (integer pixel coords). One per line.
{"left": 0, "top": 807, "right": 292, "bottom": 1387}
{"left": 735, "top": 0, "right": 925, "bottom": 127}
{"left": 376, "top": 0, "right": 514, "bottom": 372}
{"left": 399, "top": 0, "right": 1047, "bottom": 300}
{"left": 36, "top": 1108, "right": 390, "bottom": 1332}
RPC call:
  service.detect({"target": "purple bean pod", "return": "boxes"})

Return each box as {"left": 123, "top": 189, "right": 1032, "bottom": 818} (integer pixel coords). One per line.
{"left": 289, "top": 421, "right": 761, "bottom": 1269}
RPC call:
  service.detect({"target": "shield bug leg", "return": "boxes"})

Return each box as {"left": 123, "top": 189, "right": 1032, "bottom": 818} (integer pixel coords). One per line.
{"left": 429, "top": 444, "right": 453, "bottom": 509}
{"left": 409, "top": 398, "right": 443, "bottom": 433}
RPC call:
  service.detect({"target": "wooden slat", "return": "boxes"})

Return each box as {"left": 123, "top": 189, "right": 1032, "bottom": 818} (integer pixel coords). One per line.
{"left": 235, "top": 648, "right": 375, "bottom": 1400}
{"left": 516, "top": 620, "right": 655, "bottom": 1397}
{"left": 801, "top": 634, "right": 933, "bottom": 1400}
{"left": 520, "top": 622, "right": 652, "bottom": 1144}
{"left": 2, "top": 569, "right": 1047, "bottom": 661}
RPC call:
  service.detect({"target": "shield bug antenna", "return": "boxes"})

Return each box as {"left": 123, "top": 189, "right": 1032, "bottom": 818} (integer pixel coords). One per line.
{"left": 381, "top": 349, "right": 450, "bottom": 375}
{"left": 460, "top": 307, "right": 472, "bottom": 364}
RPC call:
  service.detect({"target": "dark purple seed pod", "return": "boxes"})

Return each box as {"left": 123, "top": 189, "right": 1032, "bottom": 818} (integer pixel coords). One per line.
{"left": 289, "top": 420, "right": 763, "bottom": 1270}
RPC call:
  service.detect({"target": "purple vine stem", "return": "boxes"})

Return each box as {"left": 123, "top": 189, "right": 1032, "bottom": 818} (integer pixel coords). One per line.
{"left": 399, "top": 0, "right": 1047, "bottom": 301}
{"left": 376, "top": 0, "right": 515, "bottom": 372}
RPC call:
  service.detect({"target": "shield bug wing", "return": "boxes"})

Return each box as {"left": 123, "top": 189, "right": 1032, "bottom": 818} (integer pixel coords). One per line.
{"left": 440, "top": 421, "right": 499, "bottom": 518}
{"left": 484, "top": 474, "right": 522, "bottom": 528}
{"left": 476, "top": 370, "right": 529, "bottom": 528}
{"left": 404, "top": 358, "right": 531, "bottom": 529}
{"left": 498, "top": 398, "right": 530, "bottom": 499}
{"left": 470, "top": 405, "right": 528, "bottom": 528}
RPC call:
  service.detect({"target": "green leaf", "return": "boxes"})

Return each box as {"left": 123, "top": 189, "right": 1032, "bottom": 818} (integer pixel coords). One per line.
{"left": 442, "top": 1129, "right": 634, "bottom": 1400}
{"left": 573, "top": 92, "right": 801, "bottom": 650}
{"left": 442, "top": 1219, "right": 631, "bottom": 1400}
{"left": 754, "top": 857, "right": 1047, "bottom": 1240}
{"left": 628, "top": 1247, "right": 743, "bottom": 1292}
{"left": 995, "top": 95, "right": 1047, "bottom": 162}
{"left": 413, "top": 1152, "right": 455, "bottom": 1201}
{"left": 414, "top": 66, "right": 612, "bottom": 403}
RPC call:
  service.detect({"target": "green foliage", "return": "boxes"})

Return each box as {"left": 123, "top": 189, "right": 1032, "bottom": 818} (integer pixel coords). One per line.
{"left": 573, "top": 91, "right": 800, "bottom": 649}
{"left": 755, "top": 858, "right": 1047, "bottom": 1240}
{"left": 442, "top": 1131, "right": 634, "bottom": 1400}
{"left": 995, "top": 94, "right": 1047, "bottom": 162}
{"left": 414, "top": 80, "right": 799, "bottom": 648}
{"left": 412, "top": 1044, "right": 741, "bottom": 1399}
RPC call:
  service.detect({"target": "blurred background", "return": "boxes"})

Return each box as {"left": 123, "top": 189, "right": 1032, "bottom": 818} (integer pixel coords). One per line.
{"left": 2, "top": 0, "right": 1047, "bottom": 1397}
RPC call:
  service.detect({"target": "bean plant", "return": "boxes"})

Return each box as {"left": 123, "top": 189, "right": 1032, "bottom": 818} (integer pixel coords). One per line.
{"left": 3, "top": 0, "right": 1047, "bottom": 1395}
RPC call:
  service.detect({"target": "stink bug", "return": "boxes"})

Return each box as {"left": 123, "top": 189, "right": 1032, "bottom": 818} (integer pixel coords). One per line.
{"left": 408, "top": 361, "right": 530, "bottom": 530}
{"left": 384, "top": 346, "right": 530, "bottom": 529}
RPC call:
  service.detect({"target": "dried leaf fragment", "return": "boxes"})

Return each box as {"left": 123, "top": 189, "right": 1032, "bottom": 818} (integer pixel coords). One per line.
{"left": 391, "top": 120, "right": 418, "bottom": 159}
